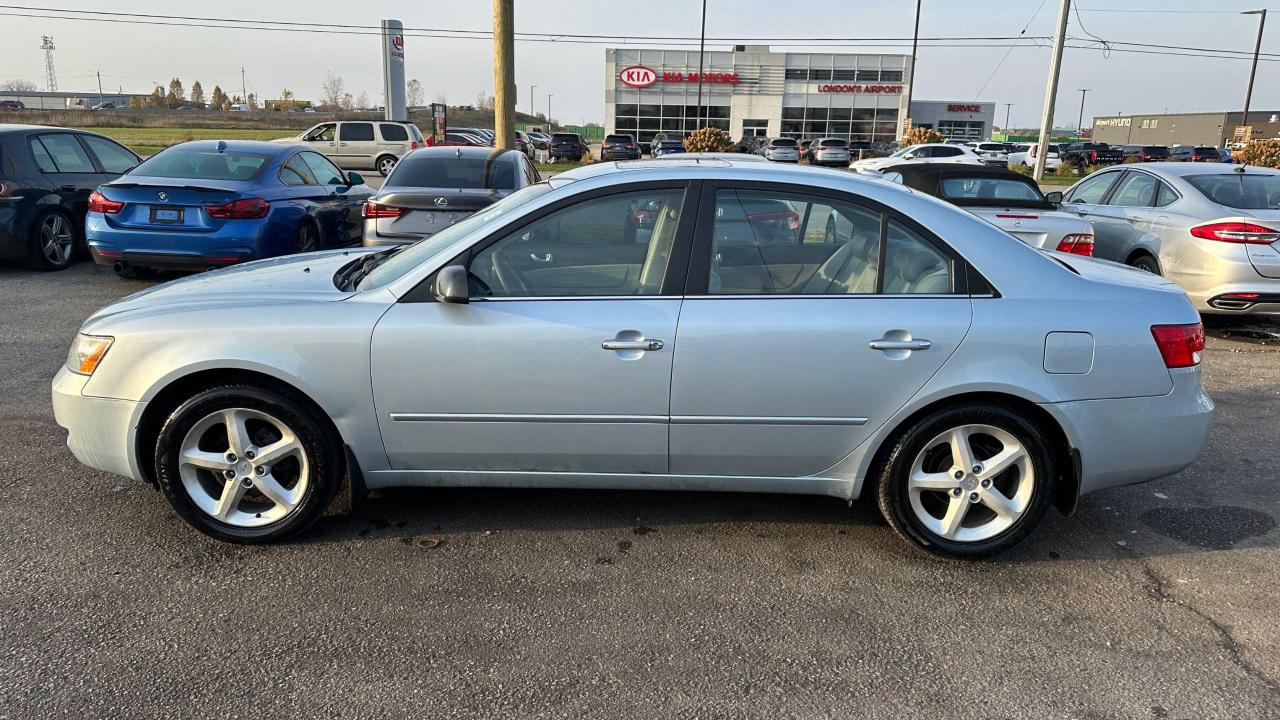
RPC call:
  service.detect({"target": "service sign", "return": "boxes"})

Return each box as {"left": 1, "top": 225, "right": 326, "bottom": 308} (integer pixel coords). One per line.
{"left": 619, "top": 65, "right": 657, "bottom": 88}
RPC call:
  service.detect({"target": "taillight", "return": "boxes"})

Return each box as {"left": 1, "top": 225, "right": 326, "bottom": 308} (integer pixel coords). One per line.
{"left": 1055, "top": 233, "right": 1094, "bottom": 256}
{"left": 746, "top": 210, "right": 801, "bottom": 231}
{"left": 1151, "top": 323, "right": 1205, "bottom": 368}
{"left": 87, "top": 190, "right": 123, "bottom": 214}
{"left": 410, "top": 141, "right": 419, "bottom": 149}
{"left": 362, "top": 202, "right": 403, "bottom": 219}
{"left": 0, "top": 180, "right": 20, "bottom": 197}
{"left": 1189, "top": 221, "right": 1280, "bottom": 244}
{"left": 1089, "top": 151, "right": 1098, "bottom": 162}
{"left": 205, "top": 197, "right": 269, "bottom": 220}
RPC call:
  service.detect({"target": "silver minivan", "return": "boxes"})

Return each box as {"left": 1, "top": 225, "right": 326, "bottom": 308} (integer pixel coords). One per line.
{"left": 279, "top": 121, "right": 424, "bottom": 176}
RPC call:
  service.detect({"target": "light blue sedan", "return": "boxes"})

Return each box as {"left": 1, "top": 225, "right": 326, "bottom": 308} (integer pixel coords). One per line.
{"left": 54, "top": 159, "right": 1212, "bottom": 558}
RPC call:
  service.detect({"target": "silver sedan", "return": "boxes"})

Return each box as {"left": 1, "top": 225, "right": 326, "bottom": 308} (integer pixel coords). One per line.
{"left": 1055, "top": 162, "right": 1280, "bottom": 314}
{"left": 54, "top": 160, "right": 1213, "bottom": 558}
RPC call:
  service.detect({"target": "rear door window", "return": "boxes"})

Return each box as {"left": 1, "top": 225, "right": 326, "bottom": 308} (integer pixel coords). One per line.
{"left": 1106, "top": 172, "right": 1158, "bottom": 207}
{"left": 379, "top": 123, "right": 409, "bottom": 142}
{"left": 31, "top": 134, "right": 96, "bottom": 173}
{"left": 339, "top": 123, "right": 375, "bottom": 141}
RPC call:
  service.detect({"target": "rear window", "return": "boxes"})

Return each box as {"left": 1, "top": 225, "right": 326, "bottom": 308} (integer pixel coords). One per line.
{"left": 605, "top": 134, "right": 633, "bottom": 142}
{"left": 1185, "top": 173, "right": 1280, "bottom": 210}
{"left": 818, "top": 139, "right": 848, "bottom": 148}
{"left": 379, "top": 123, "right": 409, "bottom": 141}
{"left": 387, "top": 155, "right": 517, "bottom": 190}
{"left": 939, "top": 177, "right": 1045, "bottom": 203}
{"left": 769, "top": 138, "right": 798, "bottom": 147}
{"left": 1194, "top": 147, "right": 1218, "bottom": 155}
{"left": 1144, "top": 146, "right": 1168, "bottom": 154}
{"left": 551, "top": 134, "right": 579, "bottom": 142}
{"left": 131, "top": 148, "right": 269, "bottom": 181}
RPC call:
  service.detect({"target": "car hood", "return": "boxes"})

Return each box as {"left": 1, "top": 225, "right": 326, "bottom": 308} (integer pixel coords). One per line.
{"left": 82, "top": 249, "right": 373, "bottom": 330}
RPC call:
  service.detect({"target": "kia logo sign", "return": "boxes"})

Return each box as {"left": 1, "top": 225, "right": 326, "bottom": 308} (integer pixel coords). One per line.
{"left": 392, "top": 35, "right": 404, "bottom": 50}
{"left": 619, "top": 65, "right": 657, "bottom": 88}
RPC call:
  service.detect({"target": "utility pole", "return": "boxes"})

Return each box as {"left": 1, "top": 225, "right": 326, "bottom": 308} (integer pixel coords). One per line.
{"left": 1076, "top": 89, "right": 1089, "bottom": 136}
{"left": 547, "top": 94, "right": 554, "bottom": 130}
{"left": 1033, "top": 0, "right": 1071, "bottom": 181}
{"left": 1242, "top": 9, "right": 1267, "bottom": 138}
{"left": 903, "top": 0, "right": 922, "bottom": 139}
{"left": 96, "top": 70, "right": 103, "bottom": 107}
{"left": 530, "top": 84, "right": 536, "bottom": 117}
{"left": 493, "top": 0, "right": 515, "bottom": 149}
{"left": 1003, "top": 103, "right": 1012, "bottom": 139}
{"left": 240, "top": 67, "right": 247, "bottom": 104}
{"left": 695, "top": 0, "right": 707, "bottom": 128}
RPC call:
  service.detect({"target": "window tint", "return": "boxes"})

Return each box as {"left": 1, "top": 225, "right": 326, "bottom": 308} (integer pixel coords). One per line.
{"left": 470, "top": 188, "right": 685, "bottom": 298}
{"left": 300, "top": 152, "right": 346, "bottom": 185}
{"left": 379, "top": 123, "right": 409, "bottom": 141}
{"left": 28, "top": 137, "right": 58, "bottom": 173}
{"left": 939, "top": 177, "right": 1043, "bottom": 202}
{"left": 709, "top": 189, "right": 881, "bottom": 295}
{"left": 132, "top": 148, "right": 269, "bottom": 181}
{"left": 33, "top": 134, "right": 96, "bottom": 173}
{"left": 1186, "top": 173, "right": 1280, "bottom": 210}
{"left": 1067, "top": 172, "right": 1119, "bottom": 204}
{"left": 280, "top": 154, "right": 317, "bottom": 186}
{"left": 1155, "top": 183, "right": 1179, "bottom": 208}
{"left": 80, "top": 134, "right": 138, "bottom": 174}
{"left": 388, "top": 155, "right": 516, "bottom": 190}
{"left": 1107, "top": 172, "right": 1158, "bottom": 207}
{"left": 338, "top": 123, "right": 375, "bottom": 141}
{"left": 882, "top": 220, "right": 951, "bottom": 294}
{"left": 934, "top": 147, "right": 962, "bottom": 158}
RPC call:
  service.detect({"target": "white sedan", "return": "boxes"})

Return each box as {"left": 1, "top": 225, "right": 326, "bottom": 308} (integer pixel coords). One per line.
{"left": 850, "top": 143, "right": 985, "bottom": 172}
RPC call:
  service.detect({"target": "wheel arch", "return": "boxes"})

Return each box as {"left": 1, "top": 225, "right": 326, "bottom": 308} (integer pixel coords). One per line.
{"left": 860, "top": 390, "right": 1080, "bottom": 516}
{"left": 1124, "top": 245, "right": 1161, "bottom": 271}
{"left": 374, "top": 153, "right": 398, "bottom": 175}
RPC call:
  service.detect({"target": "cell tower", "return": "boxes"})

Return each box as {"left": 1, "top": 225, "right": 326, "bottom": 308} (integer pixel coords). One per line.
{"left": 41, "top": 35, "right": 57, "bottom": 92}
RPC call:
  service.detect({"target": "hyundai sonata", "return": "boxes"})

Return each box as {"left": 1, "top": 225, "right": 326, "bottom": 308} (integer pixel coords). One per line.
{"left": 54, "top": 160, "right": 1213, "bottom": 558}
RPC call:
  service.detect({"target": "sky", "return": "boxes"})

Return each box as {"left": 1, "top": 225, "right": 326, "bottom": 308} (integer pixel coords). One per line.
{"left": 1, "top": 0, "right": 1278, "bottom": 128}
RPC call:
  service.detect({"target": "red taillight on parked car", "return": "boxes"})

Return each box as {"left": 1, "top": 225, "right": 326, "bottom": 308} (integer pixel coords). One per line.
{"left": 1151, "top": 323, "right": 1205, "bottom": 368}
{"left": 87, "top": 190, "right": 123, "bottom": 214}
{"left": 205, "top": 197, "right": 269, "bottom": 220}
{"left": 361, "top": 202, "right": 402, "bottom": 219}
{"left": 1089, "top": 150, "right": 1098, "bottom": 162}
{"left": 410, "top": 141, "right": 419, "bottom": 150}
{"left": 1055, "top": 233, "right": 1094, "bottom": 256}
{"left": 1189, "top": 221, "right": 1280, "bottom": 244}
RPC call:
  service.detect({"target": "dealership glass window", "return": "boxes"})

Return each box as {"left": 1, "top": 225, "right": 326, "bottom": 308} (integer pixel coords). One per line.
{"left": 829, "top": 107, "right": 853, "bottom": 121}
{"left": 662, "top": 105, "right": 682, "bottom": 117}
{"left": 782, "top": 107, "right": 805, "bottom": 120}
{"left": 856, "top": 69, "right": 880, "bottom": 82}
{"left": 638, "top": 104, "right": 660, "bottom": 117}
{"left": 875, "top": 108, "right": 898, "bottom": 122}
{"left": 851, "top": 108, "right": 874, "bottom": 122}
{"left": 832, "top": 69, "right": 856, "bottom": 81}
{"left": 881, "top": 70, "right": 904, "bottom": 82}
{"left": 638, "top": 117, "right": 660, "bottom": 131}
{"left": 829, "top": 122, "right": 852, "bottom": 136}
{"left": 661, "top": 118, "right": 682, "bottom": 131}
{"left": 616, "top": 104, "right": 638, "bottom": 117}
{"left": 784, "top": 68, "right": 807, "bottom": 80}
{"left": 707, "top": 105, "right": 729, "bottom": 120}
{"left": 811, "top": 69, "right": 832, "bottom": 81}
{"left": 805, "top": 107, "right": 829, "bottom": 120}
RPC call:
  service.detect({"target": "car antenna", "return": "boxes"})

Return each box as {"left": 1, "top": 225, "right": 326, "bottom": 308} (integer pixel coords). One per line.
{"left": 456, "top": 147, "right": 462, "bottom": 157}
{"left": 216, "top": 140, "right": 227, "bottom": 153}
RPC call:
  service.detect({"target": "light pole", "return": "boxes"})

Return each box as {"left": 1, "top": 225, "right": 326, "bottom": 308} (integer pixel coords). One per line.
{"left": 547, "top": 94, "right": 554, "bottom": 129}
{"left": 1076, "top": 89, "right": 1090, "bottom": 137}
{"left": 903, "top": 0, "right": 922, "bottom": 139}
{"left": 1242, "top": 9, "right": 1267, "bottom": 137}
{"left": 695, "top": 0, "right": 707, "bottom": 129}
{"left": 530, "top": 85, "right": 536, "bottom": 118}
{"left": 1003, "top": 103, "right": 1012, "bottom": 139}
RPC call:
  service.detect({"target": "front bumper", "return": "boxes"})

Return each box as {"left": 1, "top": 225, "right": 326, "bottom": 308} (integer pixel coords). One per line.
{"left": 1042, "top": 366, "right": 1213, "bottom": 495}
{"left": 52, "top": 366, "right": 143, "bottom": 482}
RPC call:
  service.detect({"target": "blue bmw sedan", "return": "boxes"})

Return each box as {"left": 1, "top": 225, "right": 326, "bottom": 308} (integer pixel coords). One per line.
{"left": 86, "top": 140, "right": 372, "bottom": 277}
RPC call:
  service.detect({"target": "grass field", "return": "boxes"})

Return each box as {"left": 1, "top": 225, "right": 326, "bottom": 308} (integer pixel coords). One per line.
{"left": 81, "top": 126, "right": 294, "bottom": 156}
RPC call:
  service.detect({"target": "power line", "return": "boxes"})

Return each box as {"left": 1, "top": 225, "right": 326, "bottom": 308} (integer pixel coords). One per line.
{"left": 974, "top": 0, "right": 1050, "bottom": 98}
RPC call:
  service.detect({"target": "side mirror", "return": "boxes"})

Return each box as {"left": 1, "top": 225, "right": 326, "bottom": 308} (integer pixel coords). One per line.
{"left": 346, "top": 171, "right": 364, "bottom": 186}
{"left": 1044, "top": 191, "right": 1063, "bottom": 204}
{"left": 433, "top": 265, "right": 470, "bottom": 304}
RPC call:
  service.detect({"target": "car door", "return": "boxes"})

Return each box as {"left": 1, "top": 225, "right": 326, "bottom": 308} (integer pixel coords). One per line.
{"left": 335, "top": 122, "right": 377, "bottom": 169}
{"left": 1094, "top": 170, "right": 1160, "bottom": 260}
{"left": 300, "top": 122, "right": 337, "bottom": 159}
{"left": 668, "top": 183, "right": 973, "bottom": 478}
{"left": 369, "top": 182, "right": 697, "bottom": 474}
{"left": 1059, "top": 170, "right": 1124, "bottom": 259}
{"left": 299, "top": 151, "right": 365, "bottom": 246}
{"left": 29, "top": 132, "right": 104, "bottom": 223}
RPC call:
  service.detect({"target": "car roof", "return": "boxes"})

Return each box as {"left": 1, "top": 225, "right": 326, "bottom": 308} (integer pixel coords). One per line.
{"left": 554, "top": 156, "right": 887, "bottom": 183}
{"left": 882, "top": 162, "right": 1030, "bottom": 181}
{"left": 165, "top": 139, "right": 296, "bottom": 155}
{"left": 1113, "top": 162, "right": 1277, "bottom": 177}
{"left": 0, "top": 124, "right": 89, "bottom": 136}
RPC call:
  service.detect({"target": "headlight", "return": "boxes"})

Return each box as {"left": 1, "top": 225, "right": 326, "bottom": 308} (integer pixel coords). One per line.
{"left": 66, "top": 334, "right": 113, "bottom": 376}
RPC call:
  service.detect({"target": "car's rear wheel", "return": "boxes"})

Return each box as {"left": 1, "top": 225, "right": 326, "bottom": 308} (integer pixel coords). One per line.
{"left": 293, "top": 222, "right": 319, "bottom": 254}
{"left": 154, "top": 385, "right": 342, "bottom": 543}
{"left": 876, "top": 404, "right": 1055, "bottom": 559}
{"left": 1128, "top": 254, "right": 1161, "bottom": 275}
{"left": 376, "top": 154, "right": 398, "bottom": 176}
{"left": 29, "top": 209, "right": 76, "bottom": 271}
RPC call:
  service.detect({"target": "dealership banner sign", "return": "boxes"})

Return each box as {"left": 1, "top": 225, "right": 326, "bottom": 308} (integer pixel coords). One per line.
{"left": 619, "top": 65, "right": 743, "bottom": 87}
{"left": 817, "top": 84, "right": 903, "bottom": 94}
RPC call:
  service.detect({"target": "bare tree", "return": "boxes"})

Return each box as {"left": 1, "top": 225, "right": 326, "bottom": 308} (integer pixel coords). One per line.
{"left": 406, "top": 79, "right": 425, "bottom": 107}
{"left": 356, "top": 91, "right": 370, "bottom": 110}
{"left": 1, "top": 79, "right": 38, "bottom": 92}
{"left": 340, "top": 93, "right": 354, "bottom": 112}
{"left": 433, "top": 92, "right": 447, "bottom": 105}
{"left": 322, "top": 73, "right": 345, "bottom": 109}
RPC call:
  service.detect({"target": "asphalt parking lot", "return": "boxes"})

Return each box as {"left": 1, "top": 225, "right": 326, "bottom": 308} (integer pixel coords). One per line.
{"left": 2, "top": 261, "right": 1279, "bottom": 719}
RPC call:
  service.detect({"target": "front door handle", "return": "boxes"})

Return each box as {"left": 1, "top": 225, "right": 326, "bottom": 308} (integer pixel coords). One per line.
{"left": 1128, "top": 216, "right": 1144, "bottom": 223}
{"left": 602, "top": 338, "right": 663, "bottom": 352}
{"left": 869, "top": 338, "right": 932, "bottom": 352}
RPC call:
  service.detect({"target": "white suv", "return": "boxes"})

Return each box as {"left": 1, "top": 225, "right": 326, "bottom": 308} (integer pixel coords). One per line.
{"left": 278, "top": 121, "right": 425, "bottom": 176}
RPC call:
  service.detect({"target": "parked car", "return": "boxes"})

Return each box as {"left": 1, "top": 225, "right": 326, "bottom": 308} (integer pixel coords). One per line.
{"left": 601, "top": 133, "right": 640, "bottom": 161}
{"left": 0, "top": 100, "right": 25, "bottom": 110}
{"left": 1169, "top": 146, "right": 1222, "bottom": 163}
{"left": 451, "top": 128, "right": 495, "bottom": 146}
{"left": 847, "top": 141, "right": 874, "bottom": 162}
{"left": 850, "top": 143, "right": 983, "bottom": 171}
{"left": 651, "top": 139, "right": 686, "bottom": 158}
{"left": 1008, "top": 143, "right": 1063, "bottom": 171}
{"left": 441, "top": 132, "right": 487, "bottom": 147}
{"left": 807, "top": 137, "right": 851, "bottom": 166}
{"left": 513, "top": 130, "right": 533, "bottom": 158}
{"left": 55, "top": 159, "right": 1211, "bottom": 559}
{"left": 972, "top": 142, "right": 1010, "bottom": 167}
{"left": 1061, "top": 142, "right": 1124, "bottom": 169}
{"left": 85, "top": 140, "right": 372, "bottom": 277}
{"left": 90, "top": 101, "right": 120, "bottom": 111}
{"left": 878, "top": 163, "right": 1095, "bottom": 255}
{"left": 761, "top": 137, "right": 800, "bottom": 163}
{"left": 526, "top": 131, "right": 552, "bottom": 151}
{"left": 1054, "top": 162, "right": 1280, "bottom": 314}
{"left": 363, "top": 147, "right": 538, "bottom": 247}
{"left": 0, "top": 125, "right": 141, "bottom": 270}
{"left": 798, "top": 138, "right": 814, "bottom": 157}
{"left": 278, "top": 121, "right": 424, "bottom": 176}
{"left": 549, "top": 132, "right": 589, "bottom": 162}
{"left": 1121, "top": 145, "right": 1170, "bottom": 162}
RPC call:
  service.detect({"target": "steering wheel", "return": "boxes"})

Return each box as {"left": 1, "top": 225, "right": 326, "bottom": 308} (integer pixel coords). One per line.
{"left": 487, "top": 247, "right": 533, "bottom": 296}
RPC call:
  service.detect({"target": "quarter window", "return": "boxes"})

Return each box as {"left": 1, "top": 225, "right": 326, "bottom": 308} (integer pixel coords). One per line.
{"left": 469, "top": 188, "right": 686, "bottom": 298}
{"left": 1155, "top": 183, "right": 1179, "bottom": 207}
{"left": 31, "top": 134, "right": 96, "bottom": 173}
{"left": 379, "top": 123, "right": 409, "bottom": 141}
{"left": 280, "top": 154, "right": 318, "bottom": 186}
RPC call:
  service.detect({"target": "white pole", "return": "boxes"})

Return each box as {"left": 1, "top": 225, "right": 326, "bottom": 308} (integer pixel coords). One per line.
{"left": 1033, "top": 0, "right": 1071, "bottom": 182}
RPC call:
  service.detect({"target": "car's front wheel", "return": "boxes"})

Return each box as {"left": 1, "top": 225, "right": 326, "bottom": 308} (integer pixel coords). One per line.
{"left": 154, "top": 384, "right": 342, "bottom": 543}
{"left": 876, "top": 404, "right": 1055, "bottom": 559}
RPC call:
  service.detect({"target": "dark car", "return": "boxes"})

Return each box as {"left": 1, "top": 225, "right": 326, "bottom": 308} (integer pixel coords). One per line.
{"left": 549, "top": 132, "right": 588, "bottom": 162}
{"left": 601, "top": 133, "right": 640, "bottom": 161}
{"left": 651, "top": 139, "right": 686, "bottom": 158}
{"left": 1121, "top": 145, "right": 1170, "bottom": 162}
{"left": 363, "top": 146, "right": 539, "bottom": 247}
{"left": 0, "top": 124, "right": 140, "bottom": 270}
{"left": 1170, "top": 145, "right": 1222, "bottom": 162}
{"left": 0, "top": 100, "right": 25, "bottom": 110}
{"left": 1061, "top": 142, "right": 1124, "bottom": 168}
{"left": 86, "top": 140, "right": 372, "bottom": 277}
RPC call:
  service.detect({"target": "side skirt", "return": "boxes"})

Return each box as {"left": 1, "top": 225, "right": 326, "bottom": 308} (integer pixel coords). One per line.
{"left": 362, "top": 469, "right": 855, "bottom": 499}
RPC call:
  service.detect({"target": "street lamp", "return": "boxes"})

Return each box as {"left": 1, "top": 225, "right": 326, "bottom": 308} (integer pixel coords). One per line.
{"left": 1242, "top": 10, "right": 1267, "bottom": 137}
{"left": 530, "top": 85, "right": 536, "bottom": 117}
{"left": 1076, "top": 89, "right": 1090, "bottom": 137}
{"left": 547, "top": 94, "right": 554, "bottom": 129}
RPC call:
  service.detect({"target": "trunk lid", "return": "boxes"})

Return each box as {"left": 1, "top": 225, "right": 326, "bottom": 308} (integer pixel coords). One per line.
{"left": 371, "top": 188, "right": 502, "bottom": 240}
{"left": 97, "top": 177, "right": 247, "bottom": 232}
{"left": 968, "top": 207, "right": 1092, "bottom": 250}
{"left": 1050, "top": 252, "right": 1183, "bottom": 292}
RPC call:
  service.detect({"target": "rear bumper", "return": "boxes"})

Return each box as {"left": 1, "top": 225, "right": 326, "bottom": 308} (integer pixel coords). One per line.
{"left": 601, "top": 150, "right": 640, "bottom": 160}
{"left": 91, "top": 246, "right": 247, "bottom": 270}
{"left": 1182, "top": 277, "right": 1280, "bottom": 315}
{"left": 1042, "top": 367, "right": 1213, "bottom": 495}
{"left": 52, "top": 367, "right": 143, "bottom": 482}
{"left": 86, "top": 213, "right": 274, "bottom": 269}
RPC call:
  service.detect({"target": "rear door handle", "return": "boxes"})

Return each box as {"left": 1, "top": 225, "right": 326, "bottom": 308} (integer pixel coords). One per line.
{"left": 60, "top": 184, "right": 76, "bottom": 191}
{"left": 869, "top": 338, "right": 932, "bottom": 351}
{"left": 602, "top": 339, "right": 663, "bottom": 351}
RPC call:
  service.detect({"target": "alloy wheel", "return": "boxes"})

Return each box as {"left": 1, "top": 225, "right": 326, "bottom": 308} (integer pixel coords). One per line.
{"left": 906, "top": 423, "right": 1035, "bottom": 543}
{"left": 378, "top": 157, "right": 396, "bottom": 175}
{"left": 177, "top": 408, "right": 310, "bottom": 528}
{"left": 40, "top": 214, "right": 74, "bottom": 266}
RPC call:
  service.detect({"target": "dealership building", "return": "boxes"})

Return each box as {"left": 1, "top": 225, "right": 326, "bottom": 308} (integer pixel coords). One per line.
{"left": 1092, "top": 110, "right": 1280, "bottom": 147}
{"left": 604, "top": 46, "right": 995, "bottom": 146}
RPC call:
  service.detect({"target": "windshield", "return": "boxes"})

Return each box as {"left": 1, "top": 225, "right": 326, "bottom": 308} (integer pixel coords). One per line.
{"left": 388, "top": 155, "right": 516, "bottom": 190}
{"left": 131, "top": 148, "right": 269, "bottom": 181}
{"left": 1186, "top": 173, "right": 1280, "bottom": 210}
{"left": 356, "top": 183, "right": 555, "bottom": 291}
{"left": 890, "top": 146, "right": 916, "bottom": 158}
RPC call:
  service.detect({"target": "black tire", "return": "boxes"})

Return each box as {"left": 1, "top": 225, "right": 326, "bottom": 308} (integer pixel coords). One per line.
{"left": 293, "top": 221, "right": 319, "bottom": 254}
{"left": 375, "top": 154, "right": 398, "bottom": 177}
{"left": 1128, "top": 254, "right": 1161, "bottom": 275}
{"left": 154, "top": 384, "right": 342, "bottom": 543}
{"left": 27, "top": 208, "right": 77, "bottom": 271}
{"left": 875, "top": 403, "right": 1056, "bottom": 559}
